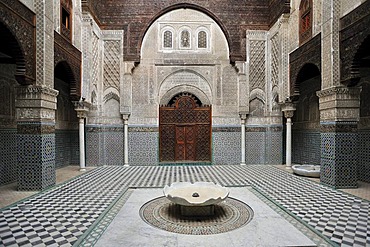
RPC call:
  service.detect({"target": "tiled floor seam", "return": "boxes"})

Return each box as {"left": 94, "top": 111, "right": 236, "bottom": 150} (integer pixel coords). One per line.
{"left": 74, "top": 188, "right": 133, "bottom": 247}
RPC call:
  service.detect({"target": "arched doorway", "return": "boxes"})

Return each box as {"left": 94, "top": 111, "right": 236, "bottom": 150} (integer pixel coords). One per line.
{"left": 292, "top": 63, "right": 321, "bottom": 165}
{"left": 0, "top": 23, "right": 20, "bottom": 186}
{"left": 54, "top": 62, "right": 79, "bottom": 168}
{"left": 159, "top": 93, "right": 211, "bottom": 163}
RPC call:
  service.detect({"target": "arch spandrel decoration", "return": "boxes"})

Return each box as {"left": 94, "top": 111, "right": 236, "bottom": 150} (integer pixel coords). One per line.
{"left": 159, "top": 93, "right": 211, "bottom": 163}
{"left": 0, "top": 1, "right": 36, "bottom": 84}
{"left": 54, "top": 32, "right": 82, "bottom": 100}
{"left": 340, "top": 0, "right": 370, "bottom": 86}
{"left": 289, "top": 34, "right": 321, "bottom": 98}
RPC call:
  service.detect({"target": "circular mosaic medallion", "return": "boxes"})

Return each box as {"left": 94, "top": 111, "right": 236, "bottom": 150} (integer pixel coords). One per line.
{"left": 140, "top": 196, "right": 253, "bottom": 235}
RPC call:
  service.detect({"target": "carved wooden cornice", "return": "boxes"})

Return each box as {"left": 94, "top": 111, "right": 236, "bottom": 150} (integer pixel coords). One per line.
{"left": 316, "top": 87, "right": 361, "bottom": 98}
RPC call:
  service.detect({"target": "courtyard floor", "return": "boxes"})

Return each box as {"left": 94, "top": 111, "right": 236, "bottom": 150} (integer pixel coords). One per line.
{"left": 0, "top": 165, "right": 369, "bottom": 246}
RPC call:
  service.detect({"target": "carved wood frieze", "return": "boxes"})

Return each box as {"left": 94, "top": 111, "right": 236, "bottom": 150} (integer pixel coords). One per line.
{"left": 289, "top": 33, "right": 321, "bottom": 97}
{"left": 54, "top": 31, "right": 82, "bottom": 101}
{"left": 340, "top": 0, "right": 370, "bottom": 86}
{"left": 0, "top": 0, "right": 36, "bottom": 84}
{"left": 85, "top": 1, "right": 290, "bottom": 62}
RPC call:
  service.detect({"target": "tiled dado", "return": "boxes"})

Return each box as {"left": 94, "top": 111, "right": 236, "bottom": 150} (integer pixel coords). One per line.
{"left": 86, "top": 125, "right": 283, "bottom": 166}
{"left": 320, "top": 122, "right": 358, "bottom": 188}
{"left": 55, "top": 130, "right": 79, "bottom": 168}
{"left": 17, "top": 122, "right": 56, "bottom": 190}
{"left": 0, "top": 129, "right": 17, "bottom": 186}
{"left": 213, "top": 125, "right": 282, "bottom": 165}
{"left": 292, "top": 130, "right": 321, "bottom": 165}
{"left": 86, "top": 125, "right": 124, "bottom": 166}
{"left": 359, "top": 130, "right": 370, "bottom": 183}
{"left": 245, "top": 125, "right": 283, "bottom": 165}
{"left": 129, "top": 127, "right": 158, "bottom": 166}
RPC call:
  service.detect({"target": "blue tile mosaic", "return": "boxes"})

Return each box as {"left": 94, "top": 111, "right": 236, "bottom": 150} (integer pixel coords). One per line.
{"left": 292, "top": 130, "right": 320, "bottom": 165}
{"left": 17, "top": 133, "right": 56, "bottom": 190}
{"left": 245, "top": 132, "right": 266, "bottom": 164}
{"left": 358, "top": 130, "right": 370, "bottom": 182}
{"left": 104, "top": 131, "right": 123, "bottom": 165}
{"left": 320, "top": 129, "right": 358, "bottom": 188}
{"left": 265, "top": 128, "right": 283, "bottom": 164}
{"left": 0, "top": 129, "right": 17, "bottom": 185}
{"left": 86, "top": 125, "right": 124, "bottom": 166}
{"left": 56, "top": 130, "right": 79, "bottom": 168}
{"left": 212, "top": 131, "right": 241, "bottom": 165}
{"left": 128, "top": 131, "right": 158, "bottom": 165}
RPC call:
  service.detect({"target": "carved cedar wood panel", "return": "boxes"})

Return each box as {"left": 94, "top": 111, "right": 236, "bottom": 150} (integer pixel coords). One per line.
{"left": 159, "top": 93, "right": 211, "bottom": 162}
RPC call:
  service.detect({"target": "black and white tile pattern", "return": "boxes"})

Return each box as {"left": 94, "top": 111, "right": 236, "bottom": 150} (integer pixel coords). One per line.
{"left": 1, "top": 165, "right": 369, "bottom": 246}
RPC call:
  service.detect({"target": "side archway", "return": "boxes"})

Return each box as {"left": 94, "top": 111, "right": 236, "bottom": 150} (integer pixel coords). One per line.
{"left": 54, "top": 61, "right": 79, "bottom": 168}
{"left": 292, "top": 63, "right": 321, "bottom": 165}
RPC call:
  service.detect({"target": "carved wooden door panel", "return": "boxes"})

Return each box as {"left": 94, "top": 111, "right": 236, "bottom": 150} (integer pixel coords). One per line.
{"left": 159, "top": 93, "right": 211, "bottom": 163}
{"left": 175, "top": 126, "right": 196, "bottom": 161}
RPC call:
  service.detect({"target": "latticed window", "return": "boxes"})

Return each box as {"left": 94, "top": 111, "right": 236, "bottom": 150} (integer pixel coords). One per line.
{"left": 180, "top": 30, "right": 190, "bottom": 48}
{"left": 299, "top": 0, "right": 312, "bottom": 45}
{"left": 198, "top": 31, "right": 207, "bottom": 48}
{"left": 163, "top": 30, "right": 172, "bottom": 48}
{"left": 60, "top": 0, "right": 72, "bottom": 41}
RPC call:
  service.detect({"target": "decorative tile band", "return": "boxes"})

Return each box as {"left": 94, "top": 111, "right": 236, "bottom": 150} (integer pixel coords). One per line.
{"left": 129, "top": 126, "right": 158, "bottom": 132}
{"left": 86, "top": 125, "right": 123, "bottom": 132}
{"left": 17, "top": 122, "right": 55, "bottom": 134}
{"left": 213, "top": 127, "right": 240, "bottom": 132}
{"left": 320, "top": 121, "right": 358, "bottom": 132}
{"left": 245, "top": 125, "right": 283, "bottom": 132}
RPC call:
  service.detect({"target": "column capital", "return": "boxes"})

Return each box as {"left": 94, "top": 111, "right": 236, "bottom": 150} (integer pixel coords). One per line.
{"left": 122, "top": 114, "right": 130, "bottom": 121}
{"left": 234, "top": 61, "right": 246, "bottom": 75}
{"left": 15, "top": 85, "right": 59, "bottom": 122}
{"left": 123, "top": 61, "right": 136, "bottom": 75}
{"left": 239, "top": 112, "right": 248, "bottom": 120}
{"left": 73, "top": 100, "right": 91, "bottom": 119}
{"left": 316, "top": 86, "right": 361, "bottom": 122}
{"left": 281, "top": 101, "right": 296, "bottom": 119}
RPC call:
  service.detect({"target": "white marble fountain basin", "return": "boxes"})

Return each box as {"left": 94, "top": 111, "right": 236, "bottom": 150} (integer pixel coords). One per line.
{"left": 163, "top": 182, "right": 229, "bottom": 206}
{"left": 292, "top": 164, "right": 320, "bottom": 178}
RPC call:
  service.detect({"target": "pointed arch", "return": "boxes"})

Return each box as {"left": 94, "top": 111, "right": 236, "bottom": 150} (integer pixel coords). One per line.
{"left": 55, "top": 61, "right": 77, "bottom": 98}
{"left": 0, "top": 21, "right": 34, "bottom": 85}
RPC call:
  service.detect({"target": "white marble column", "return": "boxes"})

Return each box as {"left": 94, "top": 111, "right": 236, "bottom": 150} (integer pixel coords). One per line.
{"left": 285, "top": 116, "right": 292, "bottom": 168}
{"left": 123, "top": 115, "right": 130, "bottom": 166}
{"left": 282, "top": 102, "right": 295, "bottom": 168}
{"left": 240, "top": 114, "right": 247, "bottom": 165}
{"left": 74, "top": 100, "right": 90, "bottom": 171}
{"left": 78, "top": 118, "right": 86, "bottom": 171}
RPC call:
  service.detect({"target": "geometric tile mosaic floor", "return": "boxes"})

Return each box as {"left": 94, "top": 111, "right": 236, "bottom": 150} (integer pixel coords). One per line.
{"left": 0, "top": 165, "right": 369, "bottom": 246}
{"left": 95, "top": 188, "right": 316, "bottom": 246}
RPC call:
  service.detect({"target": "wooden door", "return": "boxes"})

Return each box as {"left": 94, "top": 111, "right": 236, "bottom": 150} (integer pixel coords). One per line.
{"left": 159, "top": 93, "right": 211, "bottom": 163}
{"left": 175, "top": 126, "right": 196, "bottom": 161}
